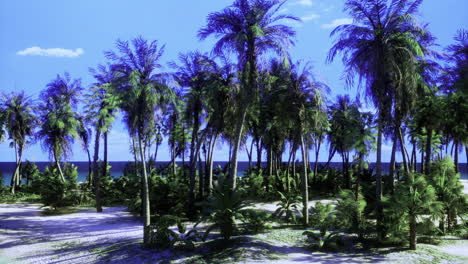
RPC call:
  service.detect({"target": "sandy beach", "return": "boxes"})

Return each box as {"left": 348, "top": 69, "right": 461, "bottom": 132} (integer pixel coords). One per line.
{"left": 1, "top": 203, "right": 467, "bottom": 264}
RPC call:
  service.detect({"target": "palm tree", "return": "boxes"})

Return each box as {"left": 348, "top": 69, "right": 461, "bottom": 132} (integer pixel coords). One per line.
{"left": 442, "top": 30, "right": 468, "bottom": 171}
{"left": 170, "top": 51, "right": 218, "bottom": 213}
{"left": 328, "top": 96, "right": 360, "bottom": 189}
{"left": 2, "top": 92, "right": 36, "bottom": 193}
{"left": 87, "top": 65, "right": 119, "bottom": 212}
{"left": 37, "top": 73, "right": 82, "bottom": 182}
{"left": 105, "top": 37, "right": 173, "bottom": 245}
{"left": 199, "top": 0, "right": 298, "bottom": 189}
{"left": 76, "top": 115, "right": 92, "bottom": 186}
{"left": 280, "top": 60, "right": 327, "bottom": 225}
{"left": 388, "top": 172, "right": 442, "bottom": 250}
{"left": 327, "top": 0, "right": 430, "bottom": 239}
{"left": 204, "top": 55, "right": 236, "bottom": 193}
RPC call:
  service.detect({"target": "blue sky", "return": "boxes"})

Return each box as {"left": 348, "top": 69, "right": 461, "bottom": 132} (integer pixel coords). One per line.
{"left": 0, "top": 0, "right": 467, "bottom": 162}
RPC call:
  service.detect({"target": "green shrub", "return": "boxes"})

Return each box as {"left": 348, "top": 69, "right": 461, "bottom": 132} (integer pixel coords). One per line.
{"left": 304, "top": 201, "right": 340, "bottom": 250}
{"left": 427, "top": 157, "right": 467, "bottom": 233}
{"left": 201, "top": 177, "right": 248, "bottom": 240}
{"left": 35, "top": 164, "right": 80, "bottom": 209}
{"left": 241, "top": 209, "right": 272, "bottom": 234}
{"left": 273, "top": 191, "right": 302, "bottom": 224}
{"left": 335, "top": 190, "right": 368, "bottom": 239}
{"left": 147, "top": 215, "right": 201, "bottom": 250}
{"left": 385, "top": 173, "right": 442, "bottom": 250}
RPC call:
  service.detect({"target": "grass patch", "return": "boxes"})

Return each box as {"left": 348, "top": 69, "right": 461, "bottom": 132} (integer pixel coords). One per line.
{"left": 0, "top": 192, "right": 41, "bottom": 203}
{"left": 254, "top": 227, "right": 305, "bottom": 246}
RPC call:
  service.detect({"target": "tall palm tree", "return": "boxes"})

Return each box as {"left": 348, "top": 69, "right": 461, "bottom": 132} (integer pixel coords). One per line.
{"left": 38, "top": 73, "right": 82, "bottom": 182}
{"left": 2, "top": 92, "right": 36, "bottom": 193}
{"left": 76, "top": 115, "right": 92, "bottom": 186}
{"left": 327, "top": 0, "right": 429, "bottom": 239}
{"left": 170, "top": 51, "right": 217, "bottom": 213}
{"left": 87, "top": 65, "right": 119, "bottom": 212}
{"left": 328, "top": 95, "right": 363, "bottom": 190}
{"left": 105, "top": 37, "right": 173, "bottom": 245}
{"left": 199, "top": 0, "right": 298, "bottom": 189}
{"left": 277, "top": 60, "right": 327, "bottom": 225}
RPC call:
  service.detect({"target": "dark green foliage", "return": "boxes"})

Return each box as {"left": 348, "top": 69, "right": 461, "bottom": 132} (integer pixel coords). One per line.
{"left": 273, "top": 191, "right": 302, "bottom": 224}
{"left": 303, "top": 229, "right": 341, "bottom": 251}
{"left": 309, "top": 201, "right": 335, "bottom": 230}
{"left": 311, "top": 167, "right": 342, "bottom": 194}
{"left": 35, "top": 164, "right": 80, "bottom": 209}
{"left": 120, "top": 162, "right": 189, "bottom": 217}
{"left": 201, "top": 177, "right": 248, "bottom": 240}
{"left": 239, "top": 169, "right": 264, "bottom": 198}
{"left": 427, "top": 157, "right": 467, "bottom": 233}
{"left": 385, "top": 173, "right": 442, "bottom": 249}
{"left": 303, "top": 201, "right": 340, "bottom": 250}
{"left": 335, "top": 190, "right": 368, "bottom": 239}
{"left": 147, "top": 215, "right": 200, "bottom": 249}
{"left": 241, "top": 209, "right": 272, "bottom": 234}
{"left": 21, "top": 161, "right": 40, "bottom": 187}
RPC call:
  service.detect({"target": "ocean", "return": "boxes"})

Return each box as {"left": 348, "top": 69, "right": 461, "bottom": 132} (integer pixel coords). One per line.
{"left": 1, "top": 161, "right": 467, "bottom": 186}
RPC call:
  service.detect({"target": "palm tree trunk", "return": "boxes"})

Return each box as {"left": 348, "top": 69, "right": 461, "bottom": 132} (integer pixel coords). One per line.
{"left": 138, "top": 133, "right": 151, "bottom": 246}
{"left": 189, "top": 108, "right": 200, "bottom": 215}
{"left": 256, "top": 138, "right": 262, "bottom": 170}
{"left": 54, "top": 149, "right": 65, "bottom": 182}
{"left": 266, "top": 145, "right": 272, "bottom": 193}
{"left": 398, "top": 128, "right": 410, "bottom": 175}
{"left": 313, "top": 140, "right": 321, "bottom": 184}
{"left": 286, "top": 142, "right": 295, "bottom": 193}
{"left": 10, "top": 144, "right": 23, "bottom": 194}
{"left": 102, "top": 131, "right": 108, "bottom": 181}
{"left": 300, "top": 133, "right": 309, "bottom": 226}
{"left": 465, "top": 146, "right": 468, "bottom": 172}
{"left": 208, "top": 133, "right": 219, "bottom": 194}
{"left": 86, "top": 148, "right": 92, "bottom": 186}
{"left": 198, "top": 150, "right": 204, "bottom": 199}
{"left": 409, "top": 214, "right": 417, "bottom": 250}
{"left": 424, "top": 129, "right": 432, "bottom": 175}
{"left": 389, "top": 134, "right": 397, "bottom": 192}
{"left": 376, "top": 117, "right": 384, "bottom": 240}
{"left": 454, "top": 140, "right": 459, "bottom": 173}
{"left": 411, "top": 140, "right": 416, "bottom": 172}
{"left": 229, "top": 108, "right": 248, "bottom": 190}
{"left": 93, "top": 128, "right": 102, "bottom": 212}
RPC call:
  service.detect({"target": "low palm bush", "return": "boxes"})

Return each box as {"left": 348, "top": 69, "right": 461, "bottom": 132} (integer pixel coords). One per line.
{"left": 201, "top": 177, "right": 248, "bottom": 240}
{"left": 273, "top": 191, "right": 302, "bottom": 224}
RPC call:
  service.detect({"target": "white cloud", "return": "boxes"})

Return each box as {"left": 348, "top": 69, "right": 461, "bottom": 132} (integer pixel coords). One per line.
{"left": 301, "top": 13, "right": 319, "bottom": 22}
{"left": 291, "top": 0, "right": 313, "bottom": 7}
{"left": 321, "top": 18, "right": 353, "bottom": 29}
{"left": 16, "top": 46, "right": 84, "bottom": 58}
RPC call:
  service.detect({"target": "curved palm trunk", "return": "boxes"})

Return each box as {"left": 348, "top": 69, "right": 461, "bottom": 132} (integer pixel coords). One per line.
{"left": 54, "top": 149, "right": 65, "bottom": 182}
{"left": 398, "top": 128, "right": 410, "bottom": 175}
{"left": 300, "top": 133, "right": 309, "bottom": 226}
{"left": 10, "top": 143, "right": 24, "bottom": 194}
{"left": 93, "top": 128, "right": 102, "bottom": 212}
{"left": 86, "top": 148, "right": 92, "bottom": 186}
{"left": 138, "top": 133, "right": 151, "bottom": 246}
{"left": 229, "top": 108, "right": 248, "bottom": 190}
{"left": 208, "top": 133, "right": 219, "bottom": 194}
